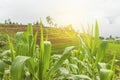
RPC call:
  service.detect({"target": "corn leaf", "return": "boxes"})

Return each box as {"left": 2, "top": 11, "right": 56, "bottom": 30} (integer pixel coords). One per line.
{"left": 38, "top": 19, "right": 44, "bottom": 80}
{"left": 94, "top": 41, "right": 108, "bottom": 68}
{"left": 73, "top": 75, "right": 92, "bottom": 80}
{"left": 0, "top": 60, "right": 4, "bottom": 79}
{"left": 11, "top": 56, "right": 30, "bottom": 80}
{"left": 27, "top": 58, "right": 39, "bottom": 80}
{"left": 7, "top": 35, "right": 15, "bottom": 60}
{"left": 27, "top": 23, "right": 33, "bottom": 35}
{"left": 47, "top": 46, "right": 75, "bottom": 80}
{"left": 100, "top": 69, "right": 113, "bottom": 80}
{"left": 43, "top": 41, "right": 51, "bottom": 79}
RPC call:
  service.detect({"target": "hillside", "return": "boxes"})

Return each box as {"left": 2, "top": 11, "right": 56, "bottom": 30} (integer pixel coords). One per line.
{"left": 0, "top": 24, "right": 78, "bottom": 54}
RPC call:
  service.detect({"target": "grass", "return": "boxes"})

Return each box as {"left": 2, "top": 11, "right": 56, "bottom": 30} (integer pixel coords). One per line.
{"left": 108, "top": 43, "right": 120, "bottom": 54}
{"left": 104, "top": 42, "right": 120, "bottom": 61}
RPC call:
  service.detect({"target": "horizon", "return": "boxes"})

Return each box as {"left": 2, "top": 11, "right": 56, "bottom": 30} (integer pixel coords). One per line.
{"left": 0, "top": 0, "right": 120, "bottom": 37}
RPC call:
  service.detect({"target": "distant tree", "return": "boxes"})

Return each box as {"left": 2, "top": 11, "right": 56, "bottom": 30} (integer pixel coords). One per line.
{"left": 106, "top": 35, "right": 114, "bottom": 40}
{"left": 4, "top": 20, "right": 7, "bottom": 24}
{"left": 16, "top": 22, "right": 19, "bottom": 25}
{"left": 20, "top": 23, "right": 22, "bottom": 25}
{"left": 4, "top": 19, "right": 21, "bottom": 25}
{"left": 8, "top": 19, "right": 12, "bottom": 24}
{"left": 46, "top": 16, "right": 54, "bottom": 27}
{"left": 33, "top": 22, "right": 35, "bottom": 25}
{"left": 109, "top": 35, "right": 112, "bottom": 39}
{"left": 36, "top": 21, "right": 39, "bottom": 25}
{"left": 115, "top": 36, "right": 120, "bottom": 39}
{"left": 99, "top": 36, "right": 104, "bottom": 40}
{"left": 54, "top": 23, "right": 57, "bottom": 27}
{"left": 13, "top": 22, "right": 15, "bottom": 24}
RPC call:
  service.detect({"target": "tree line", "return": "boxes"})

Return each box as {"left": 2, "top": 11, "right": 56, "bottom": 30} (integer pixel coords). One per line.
{"left": 3, "top": 16, "right": 57, "bottom": 27}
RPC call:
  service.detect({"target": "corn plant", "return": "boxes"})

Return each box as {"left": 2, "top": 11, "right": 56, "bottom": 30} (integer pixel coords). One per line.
{"left": 50, "top": 21, "right": 116, "bottom": 80}
{"left": 0, "top": 20, "right": 116, "bottom": 80}
{"left": 0, "top": 19, "right": 75, "bottom": 80}
{"left": 66, "top": 21, "right": 116, "bottom": 80}
{"left": 15, "top": 23, "right": 38, "bottom": 57}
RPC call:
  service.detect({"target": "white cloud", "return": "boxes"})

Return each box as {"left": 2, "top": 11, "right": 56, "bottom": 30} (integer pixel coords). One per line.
{"left": 0, "top": 0, "right": 120, "bottom": 37}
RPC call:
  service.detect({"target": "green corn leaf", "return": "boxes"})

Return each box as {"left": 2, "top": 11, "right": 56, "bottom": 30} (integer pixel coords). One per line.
{"left": 107, "top": 59, "right": 118, "bottom": 70}
{"left": 39, "top": 18, "right": 44, "bottom": 60}
{"left": 81, "top": 25, "right": 90, "bottom": 48}
{"left": 22, "top": 32, "right": 29, "bottom": 43}
{"left": 65, "top": 74, "right": 92, "bottom": 80}
{"left": 0, "top": 50, "right": 11, "bottom": 59}
{"left": 0, "top": 60, "right": 4, "bottom": 79}
{"left": 38, "top": 19, "right": 44, "bottom": 80}
{"left": 111, "top": 52, "right": 116, "bottom": 71}
{"left": 26, "top": 24, "right": 34, "bottom": 57}
{"left": 92, "top": 21, "right": 99, "bottom": 55}
{"left": 27, "top": 58, "right": 36, "bottom": 74}
{"left": 78, "top": 35, "right": 92, "bottom": 59}
{"left": 58, "top": 67, "right": 69, "bottom": 75}
{"left": 98, "top": 63, "right": 107, "bottom": 69}
{"left": 7, "top": 35, "right": 15, "bottom": 60}
{"left": 98, "top": 62, "right": 107, "bottom": 73}
{"left": 94, "top": 21, "right": 99, "bottom": 39}
{"left": 100, "top": 69, "right": 113, "bottom": 80}
{"left": 98, "top": 41, "right": 108, "bottom": 61}
{"left": 94, "top": 41, "right": 108, "bottom": 68}
{"left": 28, "top": 34, "right": 33, "bottom": 56}
{"left": 73, "top": 75, "right": 92, "bottom": 80}
{"left": 31, "top": 31, "right": 38, "bottom": 57}
{"left": 43, "top": 41, "right": 51, "bottom": 79}
{"left": 47, "top": 46, "right": 75, "bottom": 80}
{"left": 27, "top": 23, "right": 33, "bottom": 35}
{"left": 16, "top": 32, "right": 24, "bottom": 42}
{"left": 11, "top": 56, "right": 30, "bottom": 80}
{"left": 27, "top": 58, "right": 39, "bottom": 80}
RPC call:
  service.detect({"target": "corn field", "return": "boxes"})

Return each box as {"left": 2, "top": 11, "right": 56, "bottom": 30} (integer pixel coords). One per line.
{"left": 0, "top": 20, "right": 117, "bottom": 80}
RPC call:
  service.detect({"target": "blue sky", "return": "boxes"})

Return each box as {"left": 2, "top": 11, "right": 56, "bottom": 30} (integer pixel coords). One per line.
{"left": 0, "top": 0, "right": 120, "bottom": 37}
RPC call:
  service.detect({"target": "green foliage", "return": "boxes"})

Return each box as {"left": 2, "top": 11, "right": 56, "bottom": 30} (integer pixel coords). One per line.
{"left": 0, "top": 34, "right": 8, "bottom": 47}
{"left": 47, "top": 46, "right": 74, "bottom": 80}
{"left": 11, "top": 56, "right": 30, "bottom": 80}
{"left": 100, "top": 69, "right": 113, "bottom": 80}
{"left": 0, "top": 60, "right": 4, "bottom": 79}
{"left": 0, "top": 41, "right": 6, "bottom": 47}
{"left": 0, "top": 20, "right": 117, "bottom": 80}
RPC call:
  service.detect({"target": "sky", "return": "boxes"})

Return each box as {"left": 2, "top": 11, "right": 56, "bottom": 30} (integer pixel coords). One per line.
{"left": 0, "top": 0, "right": 120, "bottom": 37}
